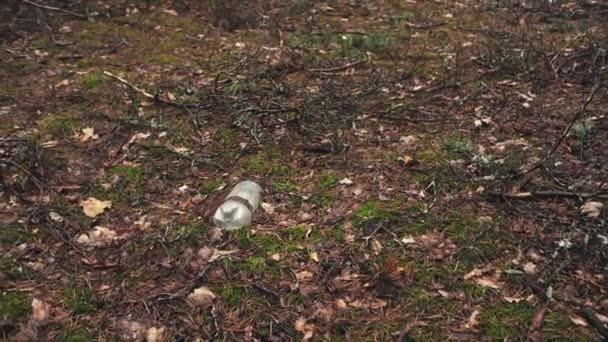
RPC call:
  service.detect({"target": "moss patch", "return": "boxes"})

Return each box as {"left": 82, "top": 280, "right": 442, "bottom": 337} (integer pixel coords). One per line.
{"left": 0, "top": 291, "right": 30, "bottom": 320}
{"left": 480, "top": 302, "right": 535, "bottom": 339}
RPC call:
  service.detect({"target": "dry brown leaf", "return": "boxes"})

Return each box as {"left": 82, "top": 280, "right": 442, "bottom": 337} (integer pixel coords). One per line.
{"left": 76, "top": 127, "right": 99, "bottom": 142}
{"left": 188, "top": 286, "right": 216, "bottom": 307}
{"left": 145, "top": 326, "right": 166, "bottom": 342}
{"left": 294, "top": 317, "right": 315, "bottom": 341}
{"left": 523, "top": 262, "right": 537, "bottom": 274}
{"left": 296, "top": 270, "right": 314, "bottom": 281}
{"left": 76, "top": 226, "right": 118, "bottom": 247}
{"left": 31, "top": 298, "right": 50, "bottom": 322}
{"left": 475, "top": 276, "right": 503, "bottom": 289}
{"left": 261, "top": 202, "right": 275, "bottom": 215}
{"left": 464, "top": 310, "right": 480, "bottom": 330}
{"left": 581, "top": 201, "right": 603, "bottom": 218}
{"left": 464, "top": 264, "right": 494, "bottom": 280}
{"left": 80, "top": 197, "right": 112, "bottom": 218}
{"left": 569, "top": 314, "right": 588, "bottom": 327}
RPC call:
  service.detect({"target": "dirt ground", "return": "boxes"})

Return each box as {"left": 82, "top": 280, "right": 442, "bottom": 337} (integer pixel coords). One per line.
{"left": 1, "top": 0, "right": 608, "bottom": 340}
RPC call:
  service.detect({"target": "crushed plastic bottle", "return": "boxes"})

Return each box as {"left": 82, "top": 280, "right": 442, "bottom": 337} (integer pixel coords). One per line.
{"left": 213, "top": 181, "right": 262, "bottom": 230}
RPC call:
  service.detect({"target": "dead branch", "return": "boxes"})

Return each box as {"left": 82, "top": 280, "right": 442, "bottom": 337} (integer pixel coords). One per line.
{"left": 578, "top": 308, "right": 608, "bottom": 340}
{"left": 485, "top": 190, "right": 608, "bottom": 200}
{"left": 20, "top": 0, "right": 87, "bottom": 19}
{"left": 102, "top": 70, "right": 180, "bottom": 106}
{"left": 519, "top": 51, "right": 603, "bottom": 176}
{"left": 309, "top": 57, "right": 368, "bottom": 73}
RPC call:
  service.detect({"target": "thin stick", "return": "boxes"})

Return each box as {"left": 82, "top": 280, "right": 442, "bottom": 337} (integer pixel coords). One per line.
{"left": 103, "top": 70, "right": 181, "bottom": 106}
{"left": 519, "top": 79, "right": 601, "bottom": 176}
{"left": 20, "top": 0, "right": 87, "bottom": 19}
{"left": 485, "top": 190, "right": 608, "bottom": 200}
{"left": 309, "top": 57, "right": 368, "bottom": 73}
{"left": 103, "top": 71, "right": 155, "bottom": 99}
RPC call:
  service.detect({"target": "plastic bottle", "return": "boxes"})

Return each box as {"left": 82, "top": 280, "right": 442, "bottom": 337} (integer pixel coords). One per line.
{"left": 213, "top": 181, "right": 262, "bottom": 230}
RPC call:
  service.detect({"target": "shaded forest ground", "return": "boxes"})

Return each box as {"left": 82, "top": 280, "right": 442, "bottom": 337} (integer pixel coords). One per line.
{"left": 1, "top": 0, "right": 608, "bottom": 340}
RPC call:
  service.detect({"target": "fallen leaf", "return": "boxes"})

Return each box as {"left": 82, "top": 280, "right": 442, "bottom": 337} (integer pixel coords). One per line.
{"left": 31, "top": 298, "right": 50, "bottom": 322}
{"left": 399, "top": 135, "right": 417, "bottom": 146}
{"left": 296, "top": 270, "right": 314, "bottom": 281}
{"left": 294, "top": 317, "right": 315, "bottom": 341}
{"left": 475, "top": 276, "right": 503, "bottom": 289}
{"left": 569, "top": 314, "right": 588, "bottom": 327}
{"left": 398, "top": 155, "right": 416, "bottom": 167}
{"left": 464, "top": 310, "right": 480, "bottom": 330}
{"left": 523, "top": 262, "right": 537, "bottom": 274}
{"left": 309, "top": 251, "right": 319, "bottom": 262}
{"left": 188, "top": 286, "right": 216, "bottom": 307}
{"left": 464, "top": 264, "right": 494, "bottom": 280}
{"left": 49, "top": 211, "right": 64, "bottom": 223}
{"left": 80, "top": 197, "right": 112, "bottom": 218}
{"left": 581, "top": 201, "right": 603, "bottom": 218}
{"left": 76, "top": 226, "right": 118, "bottom": 247}
{"left": 400, "top": 236, "right": 416, "bottom": 244}
{"left": 261, "top": 202, "right": 275, "bottom": 215}
{"left": 504, "top": 296, "right": 525, "bottom": 303}
{"left": 161, "top": 9, "right": 178, "bottom": 16}
{"left": 76, "top": 127, "right": 99, "bottom": 142}
{"left": 339, "top": 178, "right": 353, "bottom": 185}
{"left": 270, "top": 253, "right": 281, "bottom": 261}
{"left": 145, "top": 326, "right": 166, "bottom": 342}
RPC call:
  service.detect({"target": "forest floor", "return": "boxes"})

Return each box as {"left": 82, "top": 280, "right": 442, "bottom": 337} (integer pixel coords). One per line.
{"left": 1, "top": 0, "right": 608, "bottom": 340}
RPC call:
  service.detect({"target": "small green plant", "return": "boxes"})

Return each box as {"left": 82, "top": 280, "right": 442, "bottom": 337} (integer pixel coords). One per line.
{"left": 444, "top": 136, "right": 473, "bottom": 156}
{"left": 480, "top": 302, "right": 534, "bottom": 339}
{"left": 55, "top": 328, "right": 94, "bottom": 342}
{"left": 0, "top": 291, "right": 30, "bottom": 320}
{"left": 81, "top": 74, "right": 103, "bottom": 89}
{"left": 351, "top": 201, "right": 396, "bottom": 228}
{"left": 64, "top": 288, "right": 97, "bottom": 315}
{"left": 218, "top": 285, "right": 248, "bottom": 306}
{"left": 273, "top": 181, "right": 296, "bottom": 193}
{"left": 571, "top": 121, "right": 593, "bottom": 159}
{"left": 108, "top": 165, "right": 143, "bottom": 185}
{"left": 200, "top": 179, "right": 223, "bottom": 195}
{"left": 318, "top": 170, "right": 340, "bottom": 189}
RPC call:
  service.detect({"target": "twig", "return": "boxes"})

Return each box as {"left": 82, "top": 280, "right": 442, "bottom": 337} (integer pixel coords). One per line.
{"left": 578, "top": 308, "right": 608, "bottom": 340}
{"left": 403, "top": 21, "right": 446, "bottom": 29}
{"left": 485, "top": 190, "right": 608, "bottom": 200}
{"left": 309, "top": 57, "right": 368, "bottom": 73}
{"left": 102, "top": 71, "right": 180, "bottom": 106}
{"left": 20, "top": 0, "right": 87, "bottom": 19}
{"left": 519, "top": 57, "right": 602, "bottom": 176}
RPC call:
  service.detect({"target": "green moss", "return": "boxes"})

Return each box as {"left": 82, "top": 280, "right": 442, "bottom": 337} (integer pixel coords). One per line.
{"left": 243, "top": 151, "right": 289, "bottom": 175}
{"left": 0, "top": 60, "right": 41, "bottom": 74}
{"left": 214, "top": 128, "right": 237, "bottom": 146}
{"left": 243, "top": 256, "right": 267, "bottom": 272}
{"left": 351, "top": 201, "right": 396, "bottom": 228}
{"left": 146, "top": 54, "right": 179, "bottom": 65}
{"left": 318, "top": 170, "right": 340, "bottom": 189}
{"left": 0, "top": 291, "right": 30, "bottom": 320}
{"left": 108, "top": 165, "right": 144, "bottom": 185}
{"left": 56, "top": 328, "right": 94, "bottom": 342}
{"left": 63, "top": 287, "right": 97, "bottom": 315}
{"left": 169, "top": 223, "right": 207, "bottom": 247}
{"left": 80, "top": 73, "right": 103, "bottom": 89}
{"left": 480, "top": 302, "right": 534, "bottom": 339}
{"left": 273, "top": 180, "right": 297, "bottom": 193}
{"left": 443, "top": 135, "right": 474, "bottom": 158}
{"left": 200, "top": 179, "right": 223, "bottom": 195}
{"left": 38, "top": 114, "right": 82, "bottom": 134}
{"left": 0, "top": 224, "right": 32, "bottom": 244}
{"left": 218, "top": 285, "right": 248, "bottom": 306}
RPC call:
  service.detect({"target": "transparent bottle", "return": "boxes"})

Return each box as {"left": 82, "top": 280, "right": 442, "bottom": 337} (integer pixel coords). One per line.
{"left": 213, "top": 181, "right": 262, "bottom": 230}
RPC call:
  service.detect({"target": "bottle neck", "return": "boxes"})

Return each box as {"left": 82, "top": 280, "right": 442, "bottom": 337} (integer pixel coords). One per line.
{"left": 225, "top": 196, "right": 253, "bottom": 211}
